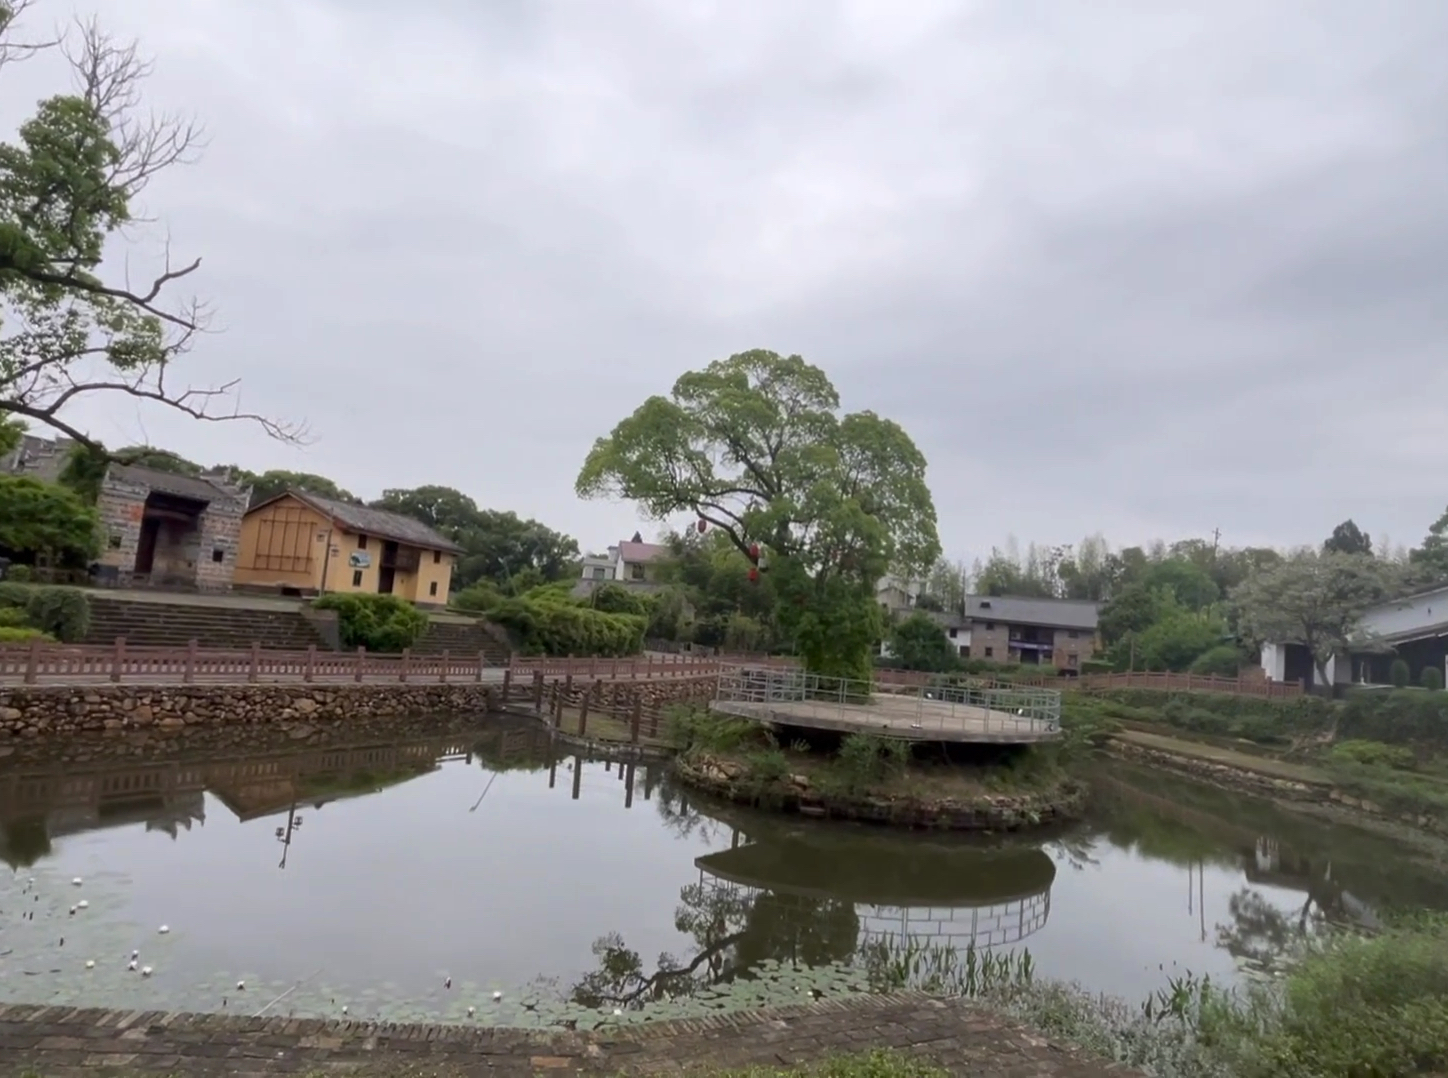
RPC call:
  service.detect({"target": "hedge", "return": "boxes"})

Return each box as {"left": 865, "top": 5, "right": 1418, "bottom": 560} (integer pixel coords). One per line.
{"left": 313, "top": 593, "right": 428, "bottom": 652}
{"left": 0, "top": 583, "right": 91, "bottom": 642}
{"left": 489, "top": 592, "right": 644, "bottom": 657}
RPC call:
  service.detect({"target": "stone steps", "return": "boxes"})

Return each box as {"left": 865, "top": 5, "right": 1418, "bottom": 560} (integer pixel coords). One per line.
{"left": 83, "top": 595, "right": 331, "bottom": 651}
{"left": 414, "top": 618, "right": 510, "bottom": 665}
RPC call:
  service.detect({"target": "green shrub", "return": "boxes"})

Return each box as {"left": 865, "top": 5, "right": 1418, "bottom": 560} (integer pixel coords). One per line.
{"left": 0, "top": 606, "right": 28, "bottom": 628}
{"left": 666, "top": 707, "right": 766, "bottom": 756}
{"left": 1422, "top": 665, "right": 1444, "bottom": 692}
{"left": 831, "top": 733, "right": 911, "bottom": 792}
{"left": 1339, "top": 688, "right": 1448, "bottom": 747}
{"left": 1254, "top": 915, "right": 1448, "bottom": 1077}
{"left": 0, "top": 626, "right": 55, "bottom": 643}
{"left": 590, "top": 583, "right": 652, "bottom": 617}
{"left": 489, "top": 589, "right": 644, "bottom": 657}
{"left": 313, "top": 593, "right": 428, "bottom": 652}
{"left": 3, "top": 564, "right": 32, "bottom": 583}
{"left": 22, "top": 586, "right": 90, "bottom": 642}
{"left": 1080, "top": 658, "right": 1113, "bottom": 675}
{"left": 1189, "top": 645, "right": 1241, "bottom": 677}
{"left": 450, "top": 580, "right": 502, "bottom": 614}
{"left": 745, "top": 746, "right": 791, "bottom": 786}
{"left": 1390, "top": 658, "right": 1410, "bottom": 688}
{"left": 1329, "top": 738, "right": 1415, "bottom": 770}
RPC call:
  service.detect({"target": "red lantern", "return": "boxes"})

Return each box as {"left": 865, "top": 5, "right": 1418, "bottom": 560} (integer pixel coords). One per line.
{"left": 748, "top": 566, "right": 760, "bottom": 583}
{"left": 696, "top": 518, "right": 707, "bottom": 534}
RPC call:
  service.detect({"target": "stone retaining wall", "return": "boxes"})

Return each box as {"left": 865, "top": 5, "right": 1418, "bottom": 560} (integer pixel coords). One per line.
{"left": 0, "top": 676, "right": 712, "bottom": 762}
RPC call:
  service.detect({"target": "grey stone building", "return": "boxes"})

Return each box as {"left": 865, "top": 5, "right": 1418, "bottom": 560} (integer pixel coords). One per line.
{"left": 0, "top": 433, "right": 76, "bottom": 484}
{"left": 94, "top": 463, "right": 251, "bottom": 591}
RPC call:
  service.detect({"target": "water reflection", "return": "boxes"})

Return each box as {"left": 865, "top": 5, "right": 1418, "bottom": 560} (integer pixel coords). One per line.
{"left": 0, "top": 726, "right": 1444, "bottom": 1024}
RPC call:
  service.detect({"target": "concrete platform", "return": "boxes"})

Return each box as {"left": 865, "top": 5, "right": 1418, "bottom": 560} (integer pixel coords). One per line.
{"left": 710, "top": 691, "right": 1059, "bottom": 744}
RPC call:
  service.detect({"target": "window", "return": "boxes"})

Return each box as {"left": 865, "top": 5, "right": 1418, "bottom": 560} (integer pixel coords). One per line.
{"left": 357, "top": 535, "right": 368, "bottom": 550}
{"left": 108, "top": 533, "right": 123, "bottom": 550}
{"left": 985, "top": 622, "right": 995, "bottom": 631}
{"left": 1067, "top": 653, "right": 1079, "bottom": 667}
{"left": 211, "top": 548, "right": 225, "bottom": 563}
{"left": 1067, "top": 630, "right": 1078, "bottom": 639}
{"left": 429, "top": 581, "right": 438, "bottom": 596}
{"left": 433, "top": 550, "right": 441, "bottom": 564}
{"left": 352, "top": 569, "right": 363, "bottom": 587}
{"left": 979, "top": 600, "right": 992, "bottom": 609}
{"left": 948, "top": 628, "right": 957, "bottom": 639}
{"left": 984, "top": 647, "right": 994, "bottom": 658}
{"left": 959, "top": 645, "right": 970, "bottom": 657}
{"left": 629, "top": 562, "right": 646, "bottom": 580}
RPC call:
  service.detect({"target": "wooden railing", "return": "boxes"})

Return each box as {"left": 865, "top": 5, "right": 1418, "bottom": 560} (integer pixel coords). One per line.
{"left": 1063, "top": 670, "right": 1305, "bottom": 698}
{"left": 507, "top": 654, "right": 720, "bottom": 679}
{"left": 0, "top": 640, "right": 717, "bottom": 687}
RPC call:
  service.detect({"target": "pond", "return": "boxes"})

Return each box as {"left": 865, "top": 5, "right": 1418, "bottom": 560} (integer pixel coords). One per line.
{"left": 2, "top": 718, "right": 1447, "bottom": 1028}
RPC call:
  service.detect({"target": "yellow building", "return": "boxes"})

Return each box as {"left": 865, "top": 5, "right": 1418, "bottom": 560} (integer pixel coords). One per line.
{"left": 234, "top": 491, "right": 463, "bottom": 608}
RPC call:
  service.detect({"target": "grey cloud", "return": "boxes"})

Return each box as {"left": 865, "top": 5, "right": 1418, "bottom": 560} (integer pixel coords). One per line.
{"left": 4, "top": 0, "right": 1447, "bottom": 559}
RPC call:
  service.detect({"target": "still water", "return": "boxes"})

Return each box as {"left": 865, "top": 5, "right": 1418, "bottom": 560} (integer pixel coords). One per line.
{"left": 2, "top": 720, "right": 1446, "bottom": 1027}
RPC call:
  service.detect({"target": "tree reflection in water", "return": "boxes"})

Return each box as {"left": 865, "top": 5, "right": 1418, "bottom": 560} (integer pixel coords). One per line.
{"left": 570, "top": 881, "right": 858, "bottom": 1009}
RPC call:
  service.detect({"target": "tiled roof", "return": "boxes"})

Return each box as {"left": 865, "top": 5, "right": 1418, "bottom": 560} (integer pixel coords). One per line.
{"left": 965, "top": 595, "right": 1100, "bottom": 631}
{"left": 105, "top": 463, "right": 244, "bottom": 504}
{"left": 617, "top": 540, "right": 669, "bottom": 563}
{"left": 275, "top": 491, "right": 465, "bottom": 554}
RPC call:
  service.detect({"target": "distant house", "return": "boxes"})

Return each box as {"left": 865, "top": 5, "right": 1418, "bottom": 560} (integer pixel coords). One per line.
{"left": 94, "top": 463, "right": 252, "bottom": 591}
{"left": 1261, "top": 584, "right": 1448, "bottom": 689}
{"left": 959, "top": 595, "right": 1101, "bottom": 671}
{"left": 575, "top": 532, "right": 670, "bottom": 595}
{"left": 235, "top": 491, "right": 463, "bottom": 608}
{"left": 0, "top": 433, "right": 76, "bottom": 485}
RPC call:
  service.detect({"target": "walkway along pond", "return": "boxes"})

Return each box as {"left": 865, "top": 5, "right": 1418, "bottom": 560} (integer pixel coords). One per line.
{"left": 2, "top": 717, "right": 1447, "bottom": 1029}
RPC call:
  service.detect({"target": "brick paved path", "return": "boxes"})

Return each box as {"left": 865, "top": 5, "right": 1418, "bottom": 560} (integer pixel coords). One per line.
{"left": 0, "top": 995, "right": 1135, "bottom": 1077}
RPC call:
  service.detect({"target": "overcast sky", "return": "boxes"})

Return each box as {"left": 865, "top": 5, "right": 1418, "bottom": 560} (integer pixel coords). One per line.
{"left": 4, "top": 0, "right": 1446, "bottom": 563}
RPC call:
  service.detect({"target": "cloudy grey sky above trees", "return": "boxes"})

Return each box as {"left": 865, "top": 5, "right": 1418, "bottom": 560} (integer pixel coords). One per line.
{"left": 4, "top": 0, "right": 1445, "bottom": 560}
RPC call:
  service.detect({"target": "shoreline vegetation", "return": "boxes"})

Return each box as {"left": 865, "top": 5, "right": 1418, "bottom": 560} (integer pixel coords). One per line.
{"left": 665, "top": 707, "right": 1089, "bottom": 832}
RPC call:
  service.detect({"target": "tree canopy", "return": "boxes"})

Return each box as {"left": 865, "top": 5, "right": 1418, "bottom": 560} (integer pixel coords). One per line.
{"left": 0, "top": 473, "right": 97, "bottom": 561}
{"left": 0, "top": 2, "right": 294, "bottom": 447}
{"left": 1324, "top": 519, "right": 1372, "bottom": 557}
{"left": 576, "top": 349, "right": 941, "bottom": 677}
{"left": 1233, "top": 550, "right": 1392, "bottom": 687}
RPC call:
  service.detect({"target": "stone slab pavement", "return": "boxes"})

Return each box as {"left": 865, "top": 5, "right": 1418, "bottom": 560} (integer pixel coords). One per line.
{"left": 0, "top": 995, "right": 1138, "bottom": 1077}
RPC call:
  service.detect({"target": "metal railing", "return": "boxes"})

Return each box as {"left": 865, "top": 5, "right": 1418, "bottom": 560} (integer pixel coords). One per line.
{"left": 711, "top": 664, "right": 1061, "bottom": 741}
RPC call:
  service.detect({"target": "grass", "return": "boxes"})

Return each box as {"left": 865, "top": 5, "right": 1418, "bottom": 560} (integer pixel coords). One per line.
{"left": 1110, "top": 728, "right": 1331, "bottom": 785}
{"left": 680, "top": 1051, "right": 949, "bottom": 1078}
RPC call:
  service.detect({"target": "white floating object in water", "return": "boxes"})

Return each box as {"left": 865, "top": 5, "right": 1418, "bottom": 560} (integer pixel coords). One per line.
{"left": 131, "top": 950, "right": 139, "bottom": 960}
{"left": 69, "top": 906, "right": 76, "bottom": 915}
{"left": 85, "top": 960, "right": 95, "bottom": 969}
{"left": 140, "top": 966, "right": 153, "bottom": 977}
{"left": 127, "top": 960, "right": 138, "bottom": 971}
{"left": 467, "top": 1006, "right": 475, "bottom": 1016}
{"left": 71, "top": 877, "right": 82, "bottom": 887}
{"left": 341, "top": 1005, "right": 348, "bottom": 1015}
{"left": 77, "top": 900, "right": 88, "bottom": 909}
{"left": 158, "top": 925, "right": 170, "bottom": 934}
{"left": 237, "top": 980, "right": 245, "bottom": 990}
{"left": 444, "top": 976, "right": 452, "bottom": 989}
{"left": 612, "top": 1008, "right": 623, "bottom": 1016}
{"left": 492, "top": 990, "right": 502, "bottom": 1001}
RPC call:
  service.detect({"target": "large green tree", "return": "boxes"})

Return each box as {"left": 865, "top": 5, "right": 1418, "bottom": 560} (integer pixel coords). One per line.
{"left": 576, "top": 350, "right": 940, "bottom": 678}
{"left": 0, "top": 3, "right": 292, "bottom": 447}
{"left": 0, "top": 473, "right": 97, "bottom": 560}
{"left": 1233, "top": 550, "right": 1393, "bottom": 688}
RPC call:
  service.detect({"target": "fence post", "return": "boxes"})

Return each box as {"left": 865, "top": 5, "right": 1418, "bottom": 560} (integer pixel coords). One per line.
{"left": 578, "top": 691, "right": 589, "bottom": 737}
{"left": 647, "top": 655, "right": 654, "bottom": 679}
{"left": 565, "top": 671, "right": 573, "bottom": 696}
{"left": 184, "top": 639, "right": 198, "bottom": 685}
{"left": 611, "top": 658, "right": 620, "bottom": 678}
{"left": 399, "top": 648, "right": 411, "bottom": 683}
{"left": 588, "top": 656, "right": 597, "bottom": 678}
{"left": 549, "top": 681, "right": 560, "bottom": 722}
{"left": 476, "top": 650, "right": 485, "bottom": 683}
{"left": 23, "top": 636, "right": 40, "bottom": 685}
{"left": 439, "top": 650, "right": 450, "bottom": 684}
{"left": 501, "top": 667, "right": 512, "bottom": 701}
{"left": 532, "top": 670, "right": 545, "bottom": 714}
{"left": 110, "top": 637, "right": 125, "bottom": 684}
{"left": 304, "top": 645, "right": 316, "bottom": 683}
{"left": 355, "top": 646, "right": 366, "bottom": 683}
{"left": 630, "top": 693, "right": 642, "bottom": 745}
{"left": 249, "top": 642, "right": 260, "bottom": 684}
